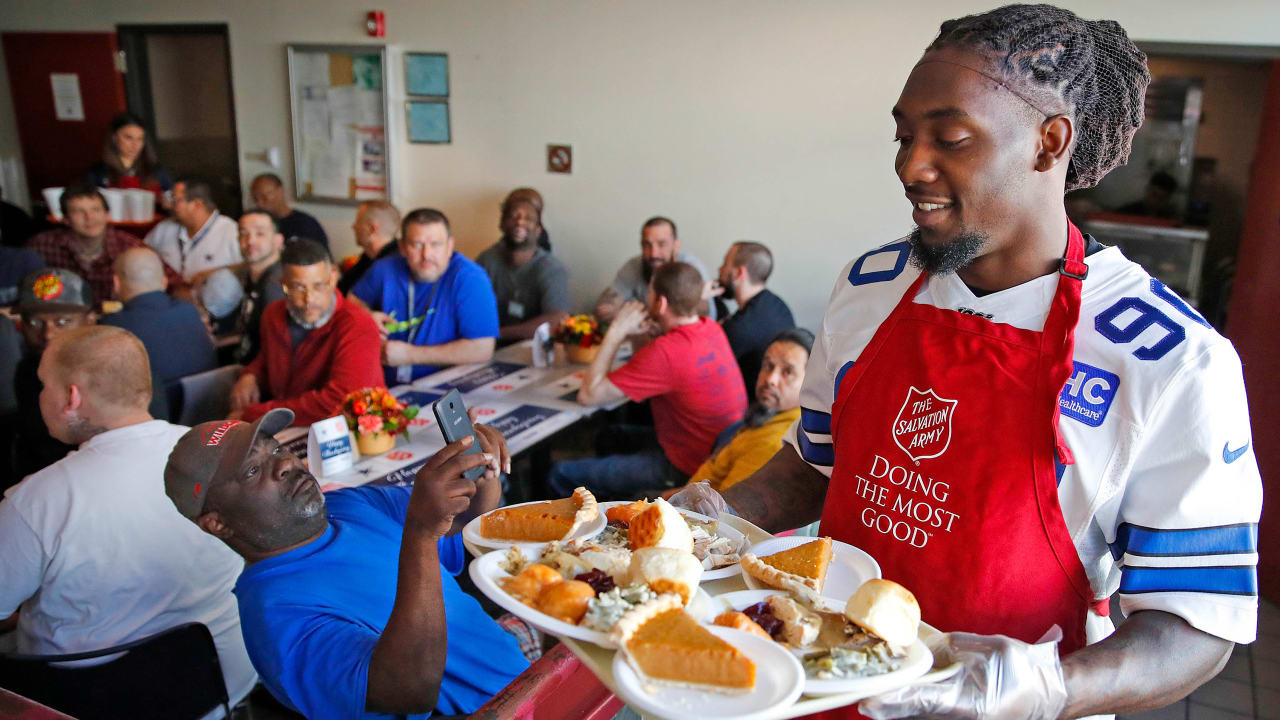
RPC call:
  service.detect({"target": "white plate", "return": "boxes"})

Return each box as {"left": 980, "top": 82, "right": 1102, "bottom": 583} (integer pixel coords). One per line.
{"left": 740, "top": 536, "right": 881, "bottom": 607}
{"left": 709, "top": 589, "right": 949, "bottom": 698}
{"left": 802, "top": 634, "right": 933, "bottom": 697}
{"left": 597, "top": 500, "right": 748, "bottom": 581}
{"left": 468, "top": 545, "right": 713, "bottom": 648}
{"left": 463, "top": 498, "right": 606, "bottom": 551}
{"left": 611, "top": 626, "right": 804, "bottom": 720}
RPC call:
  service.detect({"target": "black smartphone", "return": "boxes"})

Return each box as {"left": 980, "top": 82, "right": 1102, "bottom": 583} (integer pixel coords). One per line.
{"left": 432, "top": 389, "right": 487, "bottom": 481}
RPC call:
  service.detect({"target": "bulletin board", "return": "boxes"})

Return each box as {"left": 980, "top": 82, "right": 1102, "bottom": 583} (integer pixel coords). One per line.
{"left": 286, "top": 44, "right": 391, "bottom": 204}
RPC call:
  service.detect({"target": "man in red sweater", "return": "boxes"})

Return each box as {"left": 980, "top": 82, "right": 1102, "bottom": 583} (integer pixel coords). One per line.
{"left": 554, "top": 262, "right": 747, "bottom": 498}
{"left": 229, "top": 238, "right": 382, "bottom": 426}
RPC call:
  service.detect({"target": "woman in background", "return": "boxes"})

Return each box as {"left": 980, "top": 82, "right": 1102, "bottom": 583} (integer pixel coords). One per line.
{"left": 85, "top": 112, "right": 173, "bottom": 202}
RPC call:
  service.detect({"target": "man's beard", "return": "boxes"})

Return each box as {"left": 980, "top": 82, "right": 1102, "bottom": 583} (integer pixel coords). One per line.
{"left": 907, "top": 227, "right": 989, "bottom": 275}
{"left": 502, "top": 233, "right": 537, "bottom": 252}
{"left": 742, "top": 402, "right": 780, "bottom": 429}
{"left": 237, "top": 478, "right": 328, "bottom": 553}
{"left": 720, "top": 276, "right": 737, "bottom": 301}
{"left": 286, "top": 299, "right": 336, "bottom": 329}
{"left": 641, "top": 258, "right": 668, "bottom": 284}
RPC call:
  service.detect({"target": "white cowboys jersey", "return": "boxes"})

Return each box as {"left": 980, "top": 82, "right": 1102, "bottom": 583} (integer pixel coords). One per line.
{"left": 790, "top": 239, "right": 1261, "bottom": 645}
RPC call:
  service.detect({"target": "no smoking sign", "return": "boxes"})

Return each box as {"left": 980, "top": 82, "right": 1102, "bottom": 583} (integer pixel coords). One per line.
{"left": 547, "top": 144, "right": 572, "bottom": 174}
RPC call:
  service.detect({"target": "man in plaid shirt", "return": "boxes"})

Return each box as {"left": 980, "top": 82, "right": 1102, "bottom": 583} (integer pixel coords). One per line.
{"left": 28, "top": 184, "right": 184, "bottom": 307}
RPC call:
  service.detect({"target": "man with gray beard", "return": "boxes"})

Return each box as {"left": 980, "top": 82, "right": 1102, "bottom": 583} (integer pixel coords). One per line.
{"left": 229, "top": 238, "right": 382, "bottom": 426}
{"left": 162, "top": 408, "right": 528, "bottom": 718}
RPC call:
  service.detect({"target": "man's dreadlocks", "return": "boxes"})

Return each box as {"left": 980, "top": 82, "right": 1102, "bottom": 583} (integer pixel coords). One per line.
{"left": 927, "top": 4, "right": 1151, "bottom": 192}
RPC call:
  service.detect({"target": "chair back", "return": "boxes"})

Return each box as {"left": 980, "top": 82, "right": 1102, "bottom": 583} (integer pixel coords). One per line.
{"left": 0, "top": 622, "right": 230, "bottom": 720}
{"left": 175, "top": 364, "right": 241, "bottom": 426}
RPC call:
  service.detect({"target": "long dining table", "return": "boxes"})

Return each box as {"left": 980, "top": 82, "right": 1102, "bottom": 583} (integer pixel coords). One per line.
{"left": 273, "top": 339, "right": 627, "bottom": 491}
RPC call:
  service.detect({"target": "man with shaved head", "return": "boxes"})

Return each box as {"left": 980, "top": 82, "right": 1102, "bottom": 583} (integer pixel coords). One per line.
{"left": 0, "top": 325, "right": 255, "bottom": 707}
{"left": 99, "top": 246, "right": 215, "bottom": 390}
{"left": 338, "top": 200, "right": 401, "bottom": 295}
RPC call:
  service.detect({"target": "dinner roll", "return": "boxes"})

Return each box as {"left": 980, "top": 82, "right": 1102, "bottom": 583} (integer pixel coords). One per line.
{"left": 843, "top": 578, "right": 920, "bottom": 648}
{"left": 628, "top": 546, "right": 703, "bottom": 604}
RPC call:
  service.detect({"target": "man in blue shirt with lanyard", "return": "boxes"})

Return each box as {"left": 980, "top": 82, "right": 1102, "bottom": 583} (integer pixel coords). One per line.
{"left": 349, "top": 208, "right": 499, "bottom": 385}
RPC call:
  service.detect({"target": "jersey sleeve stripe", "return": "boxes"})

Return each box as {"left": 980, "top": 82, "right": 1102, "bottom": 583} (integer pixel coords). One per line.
{"left": 833, "top": 361, "right": 855, "bottom": 400}
{"left": 1121, "top": 552, "right": 1259, "bottom": 568}
{"left": 797, "top": 430, "right": 835, "bottom": 467}
{"left": 801, "top": 407, "right": 832, "bottom": 434}
{"left": 1118, "top": 566, "right": 1257, "bottom": 596}
{"left": 1109, "top": 523, "right": 1258, "bottom": 560}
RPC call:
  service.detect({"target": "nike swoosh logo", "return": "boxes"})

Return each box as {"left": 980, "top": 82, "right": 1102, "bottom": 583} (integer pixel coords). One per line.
{"left": 1223, "top": 442, "right": 1250, "bottom": 464}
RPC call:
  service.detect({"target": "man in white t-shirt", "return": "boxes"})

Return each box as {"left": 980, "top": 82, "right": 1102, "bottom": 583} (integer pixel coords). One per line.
{"left": 0, "top": 325, "right": 255, "bottom": 708}
{"left": 594, "top": 216, "right": 717, "bottom": 322}
{"left": 672, "top": 6, "right": 1260, "bottom": 720}
{"left": 145, "top": 177, "right": 242, "bottom": 282}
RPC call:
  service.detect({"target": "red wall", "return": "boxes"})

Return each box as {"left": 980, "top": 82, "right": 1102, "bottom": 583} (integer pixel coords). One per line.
{"left": 1, "top": 32, "right": 125, "bottom": 204}
{"left": 1226, "top": 59, "right": 1280, "bottom": 604}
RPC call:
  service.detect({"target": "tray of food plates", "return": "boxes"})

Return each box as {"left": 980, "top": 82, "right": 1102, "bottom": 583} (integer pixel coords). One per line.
{"left": 463, "top": 491, "right": 749, "bottom": 578}
{"left": 466, "top": 488, "right": 962, "bottom": 719}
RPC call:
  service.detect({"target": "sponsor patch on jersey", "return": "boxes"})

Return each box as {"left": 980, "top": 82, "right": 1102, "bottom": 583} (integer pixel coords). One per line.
{"left": 892, "top": 386, "right": 956, "bottom": 463}
{"left": 1059, "top": 361, "right": 1119, "bottom": 427}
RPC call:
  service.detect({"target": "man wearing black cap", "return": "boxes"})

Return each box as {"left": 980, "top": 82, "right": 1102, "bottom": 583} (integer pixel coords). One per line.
{"left": 164, "top": 408, "right": 530, "bottom": 718}
{"left": 11, "top": 268, "right": 95, "bottom": 479}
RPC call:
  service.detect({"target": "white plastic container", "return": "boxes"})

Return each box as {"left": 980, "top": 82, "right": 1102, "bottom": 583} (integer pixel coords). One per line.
{"left": 43, "top": 187, "right": 64, "bottom": 219}
{"left": 101, "top": 188, "right": 127, "bottom": 222}
{"left": 125, "top": 189, "right": 155, "bottom": 222}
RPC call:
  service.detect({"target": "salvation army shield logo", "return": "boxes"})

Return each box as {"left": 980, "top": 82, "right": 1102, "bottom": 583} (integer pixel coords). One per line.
{"left": 892, "top": 386, "right": 958, "bottom": 463}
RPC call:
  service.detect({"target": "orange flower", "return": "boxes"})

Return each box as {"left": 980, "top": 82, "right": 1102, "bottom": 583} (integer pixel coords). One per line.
{"left": 353, "top": 400, "right": 368, "bottom": 415}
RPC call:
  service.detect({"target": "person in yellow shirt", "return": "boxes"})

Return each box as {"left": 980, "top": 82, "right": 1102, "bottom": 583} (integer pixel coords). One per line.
{"left": 669, "top": 328, "right": 813, "bottom": 495}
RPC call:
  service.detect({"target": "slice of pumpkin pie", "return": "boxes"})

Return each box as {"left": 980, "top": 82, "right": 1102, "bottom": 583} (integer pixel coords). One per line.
{"left": 611, "top": 596, "right": 756, "bottom": 693}
{"left": 741, "top": 536, "right": 833, "bottom": 593}
{"left": 480, "top": 487, "right": 598, "bottom": 542}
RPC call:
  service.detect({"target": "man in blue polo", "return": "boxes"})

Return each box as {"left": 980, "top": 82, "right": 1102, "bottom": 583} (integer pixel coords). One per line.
{"left": 349, "top": 208, "right": 499, "bottom": 385}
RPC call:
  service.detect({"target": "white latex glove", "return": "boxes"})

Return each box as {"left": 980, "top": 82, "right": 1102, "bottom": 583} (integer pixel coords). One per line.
{"left": 668, "top": 480, "right": 736, "bottom": 518}
{"left": 860, "top": 630, "right": 1067, "bottom": 720}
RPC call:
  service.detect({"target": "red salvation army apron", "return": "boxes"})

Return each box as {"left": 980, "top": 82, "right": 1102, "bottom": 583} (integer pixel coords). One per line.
{"left": 813, "top": 223, "right": 1098, "bottom": 718}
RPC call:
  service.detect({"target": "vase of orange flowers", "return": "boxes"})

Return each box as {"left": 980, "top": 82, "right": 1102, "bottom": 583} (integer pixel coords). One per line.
{"left": 338, "top": 387, "right": 419, "bottom": 456}
{"left": 554, "top": 314, "right": 605, "bottom": 364}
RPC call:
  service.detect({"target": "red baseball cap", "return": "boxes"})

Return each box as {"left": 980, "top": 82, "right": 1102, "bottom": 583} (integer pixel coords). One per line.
{"left": 164, "top": 408, "right": 295, "bottom": 519}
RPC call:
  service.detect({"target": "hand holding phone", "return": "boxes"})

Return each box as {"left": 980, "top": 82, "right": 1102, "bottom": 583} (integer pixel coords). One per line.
{"left": 432, "top": 389, "right": 487, "bottom": 481}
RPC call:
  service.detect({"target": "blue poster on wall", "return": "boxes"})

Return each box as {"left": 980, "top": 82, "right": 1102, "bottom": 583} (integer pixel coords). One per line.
{"left": 408, "top": 100, "right": 450, "bottom": 143}
{"left": 405, "top": 52, "right": 449, "bottom": 96}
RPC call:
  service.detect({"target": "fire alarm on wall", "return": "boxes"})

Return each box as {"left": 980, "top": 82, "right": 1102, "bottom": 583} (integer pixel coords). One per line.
{"left": 366, "top": 11, "right": 386, "bottom": 37}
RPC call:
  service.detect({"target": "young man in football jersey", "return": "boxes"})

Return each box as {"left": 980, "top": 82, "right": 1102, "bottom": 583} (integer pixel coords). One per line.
{"left": 672, "top": 6, "right": 1261, "bottom": 719}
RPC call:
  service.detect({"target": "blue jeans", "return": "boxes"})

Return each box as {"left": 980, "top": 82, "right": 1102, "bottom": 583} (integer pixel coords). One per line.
{"left": 547, "top": 450, "right": 685, "bottom": 500}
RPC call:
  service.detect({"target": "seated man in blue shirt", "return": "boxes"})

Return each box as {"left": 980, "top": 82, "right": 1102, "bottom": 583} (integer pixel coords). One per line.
{"left": 349, "top": 208, "right": 499, "bottom": 385}
{"left": 99, "top": 247, "right": 216, "bottom": 389}
{"left": 162, "top": 408, "right": 529, "bottom": 719}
